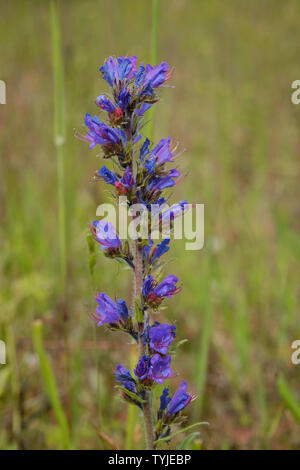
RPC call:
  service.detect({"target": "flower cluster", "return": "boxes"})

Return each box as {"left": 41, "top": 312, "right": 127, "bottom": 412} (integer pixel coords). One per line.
{"left": 77, "top": 55, "right": 196, "bottom": 449}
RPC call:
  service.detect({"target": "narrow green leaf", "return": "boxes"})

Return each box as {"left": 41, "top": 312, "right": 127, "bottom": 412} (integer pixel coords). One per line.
{"left": 134, "top": 297, "right": 144, "bottom": 323}
{"left": 175, "top": 339, "right": 188, "bottom": 350}
{"left": 178, "top": 431, "right": 200, "bottom": 450}
{"left": 118, "top": 386, "right": 146, "bottom": 405}
{"left": 32, "top": 320, "right": 71, "bottom": 449}
{"left": 277, "top": 374, "right": 300, "bottom": 424}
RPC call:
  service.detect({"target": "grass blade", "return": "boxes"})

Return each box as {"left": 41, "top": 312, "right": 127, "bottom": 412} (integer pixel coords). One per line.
{"left": 32, "top": 320, "right": 71, "bottom": 449}
{"left": 178, "top": 431, "right": 200, "bottom": 450}
{"left": 277, "top": 374, "right": 300, "bottom": 425}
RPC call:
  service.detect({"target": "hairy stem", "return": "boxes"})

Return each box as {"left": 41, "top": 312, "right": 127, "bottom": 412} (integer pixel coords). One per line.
{"left": 134, "top": 242, "right": 154, "bottom": 450}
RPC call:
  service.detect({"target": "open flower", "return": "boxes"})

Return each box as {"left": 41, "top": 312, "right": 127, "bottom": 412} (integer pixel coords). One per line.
{"left": 98, "top": 166, "right": 119, "bottom": 185}
{"left": 135, "top": 62, "right": 173, "bottom": 93}
{"left": 91, "top": 293, "right": 129, "bottom": 326}
{"left": 91, "top": 220, "right": 121, "bottom": 251}
{"left": 149, "top": 323, "right": 176, "bottom": 355}
{"left": 145, "top": 137, "right": 180, "bottom": 170}
{"left": 147, "top": 170, "right": 181, "bottom": 193}
{"left": 148, "top": 354, "right": 173, "bottom": 384}
{"left": 76, "top": 113, "right": 126, "bottom": 151}
{"left": 142, "top": 274, "right": 182, "bottom": 308}
{"left": 160, "top": 200, "right": 189, "bottom": 225}
{"left": 166, "top": 380, "right": 196, "bottom": 416}
{"left": 100, "top": 56, "right": 138, "bottom": 87}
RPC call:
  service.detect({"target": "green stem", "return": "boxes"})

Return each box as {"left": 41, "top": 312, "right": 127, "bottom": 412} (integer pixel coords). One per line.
{"left": 134, "top": 243, "right": 154, "bottom": 450}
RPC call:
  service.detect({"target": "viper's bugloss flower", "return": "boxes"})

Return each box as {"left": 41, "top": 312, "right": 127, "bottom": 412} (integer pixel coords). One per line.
{"left": 113, "top": 166, "right": 135, "bottom": 196}
{"left": 98, "top": 165, "right": 134, "bottom": 196}
{"left": 116, "top": 298, "right": 129, "bottom": 321}
{"left": 166, "top": 380, "right": 196, "bottom": 416}
{"left": 135, "top": 102, "right": 152, "bottom": 116}
{"left": 154, "top": 275, "right": 181, "bottom": 297}
{"left": 139, "top": 138, "right": 151, "bottom": 162}
{"left": 98, "top": 166, "right": 119, "bottom": 185}
{"left": 92, "top": 293, "right": 129, "bottom": 326}
{"left": 134, "top": 355, "right": 151, "bottom": 381}
{"left": 148, "top": 137, "right": 179, "bottom": 167}
{"left": 147, "top": 170, "right": 181, "bottom": 192}
{"left": 136, "top": 62, "right": 172, "bottom": 93}
{"left": 96, "top": 95, "right": 116, "bottom": 113}
{"left": 91, "top": 220, "right": 121, "bottom": 250}
{"left": 143, "top": 238, "right": 170, "bottom": 264}
{"left": 76, "top": 113, "right": 126, "bottom": 151}
{"left": 142, "top": 275, "right": 182, "bottom": 308}
{"left": 100, "top": 56, "right": 138, "bottom": 87}
{"left": 115, "top": 364, "right": 136, "bottom": 393}
{"left": 160, "top": 388, "right": 171, "bottom": 411}
{"left": 118, "top": 88, "right": 131, "bottom": 110}
{"left": 160, "top": 200, "right": 189, "bottom": 223}
{"left": 148, "top": 354, "right": 173, "bottom": 384}
{"left": 149, "top": 323, "right": 176, "bottom": 355}
{"left": 121, "top": 166, "right": 135, "bottom": 188}
{"left": 140, "top": 138, "right": 181, "bottom": 180}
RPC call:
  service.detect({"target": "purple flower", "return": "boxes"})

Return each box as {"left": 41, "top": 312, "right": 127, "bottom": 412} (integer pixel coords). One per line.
{"left": 147, "top": 172, "right": 180, "bottom": 192}
{"left": 142, "top": 275, "right": 181, "bottom": 307}
{"left": 148, "top": 354, "right": 173, "bottom": 384}
{"left": 160, "top": 388, "right": 171, "bottom": 411}
{"left": 166, "top": 380, "right": 195, "bottom": 416}
{"left": 134, "top": 355, "right": 151, "bottom": 381}
{"left": 149, "top": 324, "right": 176, "bottom": 355}
{"left": 120, "top": 166, "right": 135, "bottom": 188}
{"left": 91, "top": 220, "right": 121, "bottom": 250}
{"left": 149, "top": 137, "right": 178, "bottom": 165}
{"left": 152, "top": 238, "right": 170, "bottom": 262}
{"left": 136, "top": 62, "right": 172, "bottom": 93}
{"left": 118, "top": 88, "right": 131, "bottom": 110}
{"left": 76, "top": 113, "right": 126, "bottom": 150}
{"left": 115, "top": 364, "right": 136, "bottom": 393}
{"left": 114, "top": 166, "right": 135, "bottom": 196}
{"left": 160, "top": 200, "right": 189, "bottom": 223}
{"left": 154, "top": 275, "right": 181, "bottom": 297}
{"left": 116, "top": 299, "right": 129, "bottom": 321}
{"left": 139, "top": 138, "right": 151, "bottom": 162}
{"left": 96, "top": 95, "right": 115, "bottom": 113}
{"left": 135, "top": 102, "right": 152, "bottom": 116}
{"left": 144, "top": 158, "right": 156, "bottom": 175}
{"left": 98, "top": 166, "right": 119, "bottom": 185}
{"left": 100, "top": 56, "right": 137, "bottom": 87}
{"left": 142, "top": 275, "right": 156, "bottom": 298}
{"left": 143, "top": 238, "right": 170, "bottom": 264}
{"left": 92, "top": 293, "right": 129, "bottom": 326}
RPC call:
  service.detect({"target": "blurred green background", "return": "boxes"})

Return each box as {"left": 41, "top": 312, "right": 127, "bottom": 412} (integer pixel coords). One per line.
{"left": 1, "top": 0, "right": 300, "bottom": 450}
